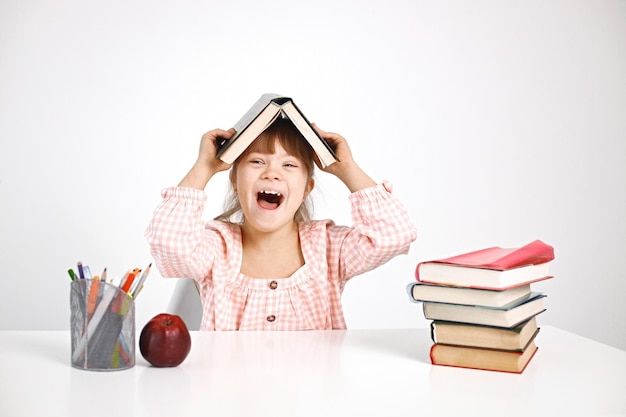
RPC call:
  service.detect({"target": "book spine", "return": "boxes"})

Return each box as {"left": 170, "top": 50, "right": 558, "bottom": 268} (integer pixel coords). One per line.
{"left": 430, "top": 321, "right": 436, "bottom": 344}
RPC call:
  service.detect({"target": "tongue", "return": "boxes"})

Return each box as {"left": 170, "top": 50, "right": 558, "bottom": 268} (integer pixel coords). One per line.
{"left": 258, "top": 199, "right": 279, "bottom": 210}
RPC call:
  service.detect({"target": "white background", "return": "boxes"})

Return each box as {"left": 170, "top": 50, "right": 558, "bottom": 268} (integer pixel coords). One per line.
{"left": 1, "top": 0, "right": 624, "bottom": 350}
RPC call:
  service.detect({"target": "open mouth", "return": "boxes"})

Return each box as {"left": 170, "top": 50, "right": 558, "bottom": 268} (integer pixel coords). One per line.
{"left": 257, "top": 190, "right": 284, "bottom": 210}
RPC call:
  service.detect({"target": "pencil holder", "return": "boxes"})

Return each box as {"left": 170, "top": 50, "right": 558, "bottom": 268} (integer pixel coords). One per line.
{"left": 70, "top": 279, "right": 135, "bottom": 371}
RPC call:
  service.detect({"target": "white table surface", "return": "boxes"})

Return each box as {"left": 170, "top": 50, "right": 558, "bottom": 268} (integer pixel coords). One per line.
{"left": 1, "top": 326, "right": 624, "bottom": 417}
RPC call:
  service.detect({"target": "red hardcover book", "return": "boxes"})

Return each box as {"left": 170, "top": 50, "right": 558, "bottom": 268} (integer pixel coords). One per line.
{"left": 415, "top": 240, "right": 555, "bottom": 290}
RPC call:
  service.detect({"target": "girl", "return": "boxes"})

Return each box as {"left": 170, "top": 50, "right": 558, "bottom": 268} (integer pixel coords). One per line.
{"left": 145, "top": 117, "right": 416, "bottom": 330}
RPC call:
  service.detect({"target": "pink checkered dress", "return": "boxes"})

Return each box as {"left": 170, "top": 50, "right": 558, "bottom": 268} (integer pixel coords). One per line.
{"left": 145, "top": 182, "right": 416, "bottom": 330}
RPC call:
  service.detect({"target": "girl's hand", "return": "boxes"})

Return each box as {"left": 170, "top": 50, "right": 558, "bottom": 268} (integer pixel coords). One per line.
{"left": 312, "top": 124, "right": 376, "bottom": 193}
{"left": 197, "top": 128, "right": 235, "bottom": 173}
{"left": 178, "top": 128, "right": 235, "bottom": 189}
{"left": 311, "top": 124, "right": 353, "bottom": 170}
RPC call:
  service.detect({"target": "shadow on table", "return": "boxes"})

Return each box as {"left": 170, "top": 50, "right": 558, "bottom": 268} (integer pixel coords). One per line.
{"left": 345, "top": 328, "right": 432, "bottom": 363}
{"left": 6, "top": 332, "right": 69, "bottom": 366}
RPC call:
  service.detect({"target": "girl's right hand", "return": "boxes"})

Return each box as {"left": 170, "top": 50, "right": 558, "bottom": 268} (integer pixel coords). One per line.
{"left": 197, "top": 128, "right": 236, "bottom": 174}
{"left": 178, "top": 128, "right": 235, "bottom": 189}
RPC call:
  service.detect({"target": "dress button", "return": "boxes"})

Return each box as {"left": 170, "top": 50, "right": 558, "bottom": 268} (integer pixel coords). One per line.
{"left": 269, "top": 280, "right": 278, "bottom": 290}
{"left": 266, "top": 314, "right": 276, "bottom": 322}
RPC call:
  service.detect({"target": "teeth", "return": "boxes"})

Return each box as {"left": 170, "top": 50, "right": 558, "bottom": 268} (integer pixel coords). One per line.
{"left": 259, "top": 190, "right": 282, "bottom": 196}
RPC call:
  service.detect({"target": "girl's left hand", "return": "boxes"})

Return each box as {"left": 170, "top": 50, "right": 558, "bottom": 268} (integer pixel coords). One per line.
{"left": 311, "top": 124, "right": 376, "bottom": 192}
{"left": 311, "top": 123, "right": 354, "bottom": 172}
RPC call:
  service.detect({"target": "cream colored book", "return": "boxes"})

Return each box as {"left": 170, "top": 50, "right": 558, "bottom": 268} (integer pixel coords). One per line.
{"left": 430, "top": 340, "right": 538, "bottom": 373}
{"left": 422, "top": 293, "right": 546, "bottom": 328}
{"left": 431, "top": 316, "right": 540, "bottom": 351}
{"left": 408, "top": 282, "right": 532, "bottom": 308}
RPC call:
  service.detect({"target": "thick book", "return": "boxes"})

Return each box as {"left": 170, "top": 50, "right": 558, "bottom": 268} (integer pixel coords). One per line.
{"left": 415, "top": 240, "right": 555, "bottom": 290}
{"left": 429, "top": 340, "right": 538, "bottom": 373}
{"left": 407, "top": 282, "right": 532, "bottom": 308}
{"left": 431, "top": 316, "right": 540, "bottom": 351}
{"left": 422, "top": 292, "right": 546, "bottom": 328}
{"left": 216, "top": 93, "right": 339, "bottom": 168}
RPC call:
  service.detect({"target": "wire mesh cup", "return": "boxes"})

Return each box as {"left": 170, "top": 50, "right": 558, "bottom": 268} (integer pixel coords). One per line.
{"left": 70, "top": 279, "right": 135, "bottom": 371}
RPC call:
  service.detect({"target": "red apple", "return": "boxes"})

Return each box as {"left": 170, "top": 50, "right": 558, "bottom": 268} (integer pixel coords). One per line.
{"left": 139, "top": 313, "right": 191, "bottom": 367}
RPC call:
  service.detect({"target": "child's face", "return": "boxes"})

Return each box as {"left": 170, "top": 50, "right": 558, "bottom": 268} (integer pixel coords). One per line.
{"left": 235, "top": 140, "right": 314, "bottom": 233}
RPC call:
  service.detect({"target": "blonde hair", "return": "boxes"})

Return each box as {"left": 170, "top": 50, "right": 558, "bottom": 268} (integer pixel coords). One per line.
{"left": 215, "top": 117, "right": 315, "bottom": 223}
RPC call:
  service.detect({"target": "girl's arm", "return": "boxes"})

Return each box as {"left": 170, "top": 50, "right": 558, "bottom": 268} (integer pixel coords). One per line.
{"left": 311, "top": 125, "right": 416, "bottom": 280}
{"left": 330, "top": 183, "right": 417, "bottom": 281}
{"left": 146, "top": 128, "right": 236, "bottom": 279}
{"left": 145, "top": 187, "right": 211, "bottom": 279}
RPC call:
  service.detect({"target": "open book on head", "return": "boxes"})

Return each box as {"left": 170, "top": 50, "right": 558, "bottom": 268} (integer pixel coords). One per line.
{"left": 216, "top": 93, "right": 339, "bottom": 168}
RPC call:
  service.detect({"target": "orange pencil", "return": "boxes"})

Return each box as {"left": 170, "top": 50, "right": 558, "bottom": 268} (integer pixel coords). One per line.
{"left": 120, "top": 268, "right": 140, "bottom": 294}
{"left": 87, "top": 279, "right": 100, "bottom": 319}
{"left": 110, "top": 268, "right": 139, "bottom": 315}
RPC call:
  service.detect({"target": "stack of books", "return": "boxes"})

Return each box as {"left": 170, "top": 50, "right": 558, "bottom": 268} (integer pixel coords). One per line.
{"left": 407, "top": 240, "right": 555, "bottom": 373}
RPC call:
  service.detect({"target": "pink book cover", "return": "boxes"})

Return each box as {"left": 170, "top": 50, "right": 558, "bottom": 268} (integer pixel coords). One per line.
{"left": 416, "top": 240, "right": 555, "bottom": 277}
